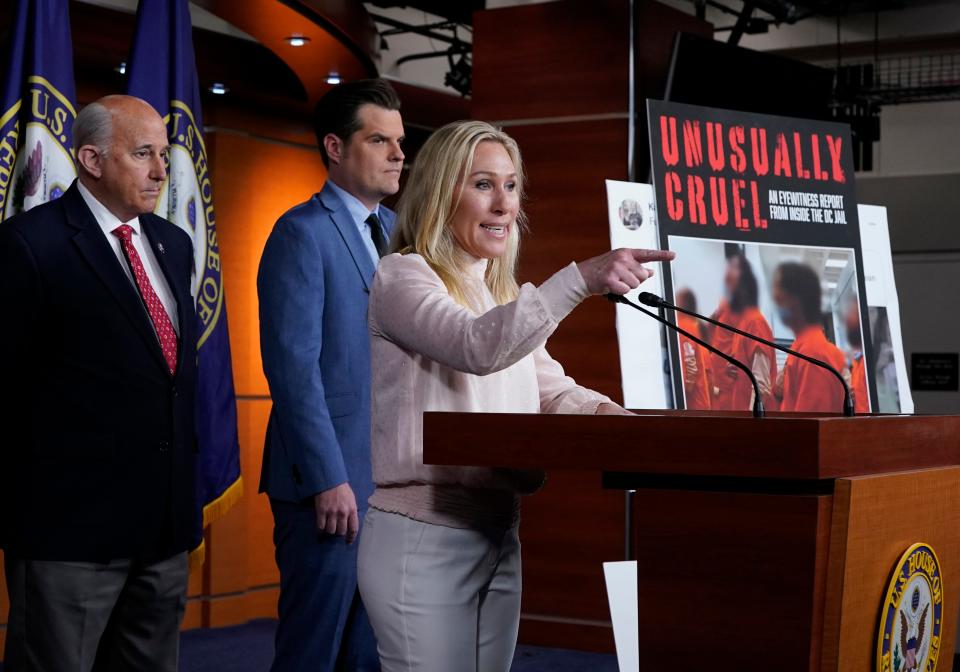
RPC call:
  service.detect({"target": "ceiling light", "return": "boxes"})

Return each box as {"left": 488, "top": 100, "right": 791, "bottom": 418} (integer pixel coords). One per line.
{"left": 326, "top": 74, "right": 342, "bottom": 85}
{"left": 285, "top": 35, "right": 310, "bottom": 47}
{"left": 209, "top": 82, "right": 229, "bottom": 95}
{"left": 824, "top": 258, "right": 847, "bottom": 268}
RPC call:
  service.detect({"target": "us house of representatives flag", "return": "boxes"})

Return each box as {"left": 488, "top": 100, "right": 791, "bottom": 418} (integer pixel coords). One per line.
{"left": 0, "top": 0, "right": 77, "bottom": 220}
{"left": 126, "top": 0, "right": 242, "bottom": 558}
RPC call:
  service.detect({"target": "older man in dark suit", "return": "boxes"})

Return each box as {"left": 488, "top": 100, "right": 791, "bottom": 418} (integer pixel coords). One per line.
{"left": 0, "top": 94, "right": 197, "bottom": 672}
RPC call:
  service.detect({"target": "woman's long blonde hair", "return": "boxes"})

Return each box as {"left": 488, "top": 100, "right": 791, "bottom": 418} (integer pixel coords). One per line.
{"left": 391, "top": 120, "right": 527, "bottom": 308}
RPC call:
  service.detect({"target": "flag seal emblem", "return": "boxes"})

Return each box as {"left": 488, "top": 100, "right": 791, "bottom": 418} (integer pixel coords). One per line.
{"left": 876, "top": 543, "right": 943, "bottom": 672}
{"left": 158, "top": 99, "right": 222, "bottom": 347}
{"left": 0, "top": 76, "right": 76, "bottom": 219}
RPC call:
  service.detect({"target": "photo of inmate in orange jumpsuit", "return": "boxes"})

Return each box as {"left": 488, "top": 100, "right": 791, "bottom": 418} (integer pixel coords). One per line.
{"left": 844, "top": 299, "right": 870, "bottom": 413}
{"left": 675, "top": 288, "right": 712, "bottom": 410}
{"left": 708, "top": 252, "right": 777, "bottom": 412}
{"left": 851, "top": 355, "right": 868, "bottom": 414}
{"left": 773, "top": 262, "right": 850, "bottom": 413}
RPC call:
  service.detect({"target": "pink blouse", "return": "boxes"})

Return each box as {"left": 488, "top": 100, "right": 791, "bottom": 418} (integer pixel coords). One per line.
{"left": 367, "top": 252, "right": 612, "bottom": 528}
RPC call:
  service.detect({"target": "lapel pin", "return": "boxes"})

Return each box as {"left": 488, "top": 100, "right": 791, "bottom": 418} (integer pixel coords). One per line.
{"left": 157, "top": 242, "right": 165, "bottom": 255}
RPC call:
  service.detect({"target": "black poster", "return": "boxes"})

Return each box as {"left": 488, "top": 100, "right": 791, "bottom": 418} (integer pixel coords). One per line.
{"left": 911, "top": 353, "right": 959, "bottom": 392}
{"left": 647, "top": 100, "right": 876, "bottom": 414}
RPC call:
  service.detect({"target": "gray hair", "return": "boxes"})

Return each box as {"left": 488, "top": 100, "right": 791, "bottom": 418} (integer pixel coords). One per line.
{"left": 73, "top": 102, "right": 113, "bottom": 155}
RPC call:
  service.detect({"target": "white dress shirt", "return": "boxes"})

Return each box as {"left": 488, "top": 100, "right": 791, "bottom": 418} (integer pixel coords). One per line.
{"left": 77, "top": 180, "right": 180, "bottom": 335}
{"left": 325, "top": 179, "right": 383, "bottom": 266}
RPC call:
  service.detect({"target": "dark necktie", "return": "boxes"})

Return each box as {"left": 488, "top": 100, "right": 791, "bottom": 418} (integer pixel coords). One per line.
{"left": 112, "top": 225, "right": 178, "bottom": 375}
{"left": 366, "top": 213, "right": 388, "bottom": 258}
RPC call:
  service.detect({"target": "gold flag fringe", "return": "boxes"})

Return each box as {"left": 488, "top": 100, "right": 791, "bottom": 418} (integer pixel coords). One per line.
{"left": 187, "top": 476, "right": 244, "bottom": 569}
{"left": 202, "top": 476, "right": 244, "bottom": 526}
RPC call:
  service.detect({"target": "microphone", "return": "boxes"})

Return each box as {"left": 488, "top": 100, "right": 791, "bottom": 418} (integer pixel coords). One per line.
{"left": 607, "top": 293, "right": 765, "bottom": 418}
{"left": 638, "top": 292, "right": 855, "bottom": 417}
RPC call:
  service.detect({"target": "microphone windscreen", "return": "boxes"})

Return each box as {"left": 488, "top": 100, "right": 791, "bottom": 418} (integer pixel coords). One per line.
{"left": 637, "top": 292, "right": 663, "bottom": 307}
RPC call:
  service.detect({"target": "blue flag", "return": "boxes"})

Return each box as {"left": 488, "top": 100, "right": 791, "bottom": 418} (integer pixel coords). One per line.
{"left": 0, "top": 0, "right": 77, "bottom": 220}
{"left": 127, "top": 0, "right": 242, "bottom": 554}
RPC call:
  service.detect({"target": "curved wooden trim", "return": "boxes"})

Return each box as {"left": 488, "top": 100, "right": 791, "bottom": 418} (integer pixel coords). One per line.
{"left": 280, "top": 0, "right": 379, "bottom": 76}
{"left": 193, "top": 0, "right": 379, "bottom": 103}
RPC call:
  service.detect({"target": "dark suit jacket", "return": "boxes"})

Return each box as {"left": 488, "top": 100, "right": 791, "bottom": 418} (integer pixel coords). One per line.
{"left": 0, "top": 182, "right": 198, "bottom": 562}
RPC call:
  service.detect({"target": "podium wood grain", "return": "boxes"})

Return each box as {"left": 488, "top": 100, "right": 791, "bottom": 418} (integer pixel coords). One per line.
{"left": 821, "top": 468, "right": 960, "bottom": 670}
{"left": 424, "top": 411, "right": 960, "bottom": 670}
{"left": 633, "top": 488, "right": 834, "bottom": 669}
{"left": 423, "top": 412, "right": 960, "bottom": 479}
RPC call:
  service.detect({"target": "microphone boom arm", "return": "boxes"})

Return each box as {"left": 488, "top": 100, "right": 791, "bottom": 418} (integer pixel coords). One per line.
{"left": 608, "top": 294, "right": 765, "bottom": 418}
{"left": 639, "top": 292, "right": 855, "bottom": 417}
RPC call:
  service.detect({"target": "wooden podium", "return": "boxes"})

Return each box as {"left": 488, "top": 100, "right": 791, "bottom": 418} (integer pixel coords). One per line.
{"left": 423, "top": 411, "right": 960, "bottom": 671}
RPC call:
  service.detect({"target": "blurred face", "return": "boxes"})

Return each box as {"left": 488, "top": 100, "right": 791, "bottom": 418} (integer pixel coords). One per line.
{"left": 723, "top": 255, "right": 742, "bottom": 296}
{"left": 620, "top": 199, "right": 642, "bottom": 230}
{"left": 78, "top": 98, "right": 169, "bottom": 222}
{"left": 844, "top": 300, "right": 862, "bottom": 347}
{"left": 449, "top": 141, "right": 519, "bottom": 261}
{"left": 326, "top": 104, "right": 404, "bottom": 209}
{"left": 773, "top": 272, "right": 802, "bottom": 332}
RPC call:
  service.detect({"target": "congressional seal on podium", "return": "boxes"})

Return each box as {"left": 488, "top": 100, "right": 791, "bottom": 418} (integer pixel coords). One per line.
{"left": 877, "top": 543, "right": 943, "bottom": 672}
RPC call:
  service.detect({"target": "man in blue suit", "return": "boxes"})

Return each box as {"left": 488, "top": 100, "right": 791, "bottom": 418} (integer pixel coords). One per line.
{"left": 257, "top": 79, "right": 404, "bottom": 672}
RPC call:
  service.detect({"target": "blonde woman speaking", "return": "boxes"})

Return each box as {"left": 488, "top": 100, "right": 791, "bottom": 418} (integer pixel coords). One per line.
{"left": 357, "top": 120, "right": 672, "bottom": 672}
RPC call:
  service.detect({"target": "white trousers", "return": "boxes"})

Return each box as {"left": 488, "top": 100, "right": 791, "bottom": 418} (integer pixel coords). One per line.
{"left": 357, "top": 508, "right": 522, "bottom": 672}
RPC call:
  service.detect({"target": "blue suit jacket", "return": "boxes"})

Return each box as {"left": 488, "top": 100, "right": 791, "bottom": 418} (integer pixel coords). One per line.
{"left": 257, "top": 183, "right": 395, "bottom": 506}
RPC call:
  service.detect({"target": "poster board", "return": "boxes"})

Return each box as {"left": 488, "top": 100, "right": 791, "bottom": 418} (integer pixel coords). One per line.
{"left": 606, "top": 180, "right": 671, "bottom": 409}
{"left": 608, "top": 184, "right": 914, "bottom": 413}
{"left": 645, "top": 100, "right": 874, "bottom": 413}
{"left": 858, "top": 204, "right": 914, "bottom": 412}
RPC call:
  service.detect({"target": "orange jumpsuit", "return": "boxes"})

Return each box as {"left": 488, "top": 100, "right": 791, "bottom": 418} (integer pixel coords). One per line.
{"left": 780, "top": 326, "right": 848, "bottom": 413}
{"left": 708, "top": 303, "right": 736, "bottom": 407}
{"left": 851, "top": 354, "right": 870, "bottom": 414}
{"left": 709, "top": 304, "right": 777, "bottom": 412}
{"left": 677, "top": 314, "right": 712, "bottom": 410}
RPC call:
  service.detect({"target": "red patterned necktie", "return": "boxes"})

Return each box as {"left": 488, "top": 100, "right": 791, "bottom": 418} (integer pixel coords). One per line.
{"left": 112, "top": 224, "right": 178, "bottom": 375}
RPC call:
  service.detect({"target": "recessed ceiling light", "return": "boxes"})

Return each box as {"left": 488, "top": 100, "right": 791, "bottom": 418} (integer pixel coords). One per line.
{"left": 209, "top": 82, "right": 229, "bottom": 95}
{"left": 285, "top": 35, "right": 310, "bottom": 47}
{"left": 326, "top": 74, "right": 342, "bottom": 85}
{"left": 824, "top": 258, "right": 848, "bottom": 268}
{"left": 115, "top": 62, "right": 127, "bottom": 75}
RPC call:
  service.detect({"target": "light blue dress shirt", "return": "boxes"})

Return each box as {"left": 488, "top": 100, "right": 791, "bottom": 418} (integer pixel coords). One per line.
{"left": 325, "top": 179, "right": 382, "bottom": 266}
